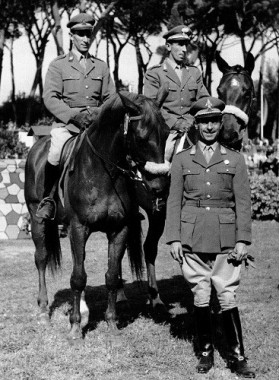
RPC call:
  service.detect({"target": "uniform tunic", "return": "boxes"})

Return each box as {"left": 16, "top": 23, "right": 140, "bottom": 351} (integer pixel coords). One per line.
{"left": 43, "top": 51, "right": 115, "bottom": 132}
{"left": 144, "top": 59, "right": 209, "bottom": 129}
{"left": 166, "top": 144, "right": 251, "bottom": 253}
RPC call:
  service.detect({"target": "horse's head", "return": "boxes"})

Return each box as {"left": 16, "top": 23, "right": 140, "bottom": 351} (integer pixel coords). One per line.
{"left": 216, "top": 51, "right": 255, "bottom": 150}
{"left": 119, "top": 86, "right": 170, "bottom": 211}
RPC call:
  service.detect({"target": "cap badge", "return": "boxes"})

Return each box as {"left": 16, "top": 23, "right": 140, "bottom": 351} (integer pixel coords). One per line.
{"left": 82, "top": 19, "right": 86, "bottom": 25}
{"left": 205, "top": 99, "right": 213, "bottom": 111}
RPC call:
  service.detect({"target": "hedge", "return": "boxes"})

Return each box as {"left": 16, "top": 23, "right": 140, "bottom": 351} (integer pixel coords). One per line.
{"left": 250, "top": 172, "right": 279, "bottom": 221}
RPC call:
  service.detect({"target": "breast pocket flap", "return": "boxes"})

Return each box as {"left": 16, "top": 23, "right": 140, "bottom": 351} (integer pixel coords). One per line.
{"left": 217, "top": 167, "right": 236, "bottom": 175}
{"left": 182, "top": 168, "right": 200, "bottom": 175}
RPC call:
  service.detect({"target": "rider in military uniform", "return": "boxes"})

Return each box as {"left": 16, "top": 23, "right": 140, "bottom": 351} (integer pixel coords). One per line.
{"left": 166, "top": 97, "right": 255, "bottom": 378}
{"left": 36, "top": 13, "right": 115, "bottom": 219}
{"left": 144, "top": 25, "right": 209, "bottom": 160}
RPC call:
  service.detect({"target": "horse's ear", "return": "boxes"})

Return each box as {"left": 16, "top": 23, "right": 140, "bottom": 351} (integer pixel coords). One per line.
{"left": 155, "top": 82, "right": 169, "bottom": 108}
{"left": 118, "top": 91, "right": 141, "bottom": 115}
{"left": 244, "top": 52, "right": 255, "bottom": 75}
{"left": 215, "top": 51, "right": 231, "bottom": 73}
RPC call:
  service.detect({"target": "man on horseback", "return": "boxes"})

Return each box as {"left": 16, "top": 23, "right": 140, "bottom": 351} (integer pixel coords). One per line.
{"left": 144, "top": 25, "right": 209, "bottom": 161}
{"left": 36, "top": 13, "right": 115, "bottom": 219}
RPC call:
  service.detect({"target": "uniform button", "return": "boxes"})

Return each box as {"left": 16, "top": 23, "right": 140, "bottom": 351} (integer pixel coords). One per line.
{"left": 181, "top": 98, "right": 183, "bottom": 100}
{"left": 207, "top": 194, "right": 211, "bottom": 198}
{"left": 226, "top": 168, "right": 229, "bottom": 172}
{"left": 206, "top": 181, "right": 210, "bottom": 186}
{"left": 206, "top": 168, "right": 210, "bottom": 172}
{"left": 206, "top": 207, "right": 210, "bottom": 211}
{"left": 86, "top": 96, "right": 89, "bottom": 99}
{"left": 85, "top": 85, "right": 88, "bottom": 89}
{"left": 87, "top": 106, "right": 90, "bottom": 109}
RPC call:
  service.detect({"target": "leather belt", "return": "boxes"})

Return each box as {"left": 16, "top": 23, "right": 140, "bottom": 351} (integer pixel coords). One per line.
{"left": 185, "top": 200, "right": 234, "bottom": 208}
{"left": 67, "top": 101, "right": 99, "bottom": 107}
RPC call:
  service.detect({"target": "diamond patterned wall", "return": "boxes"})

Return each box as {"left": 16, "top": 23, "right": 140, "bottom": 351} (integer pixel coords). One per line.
{"left": 0, "top": 160, "right": 30, "bottom": 239}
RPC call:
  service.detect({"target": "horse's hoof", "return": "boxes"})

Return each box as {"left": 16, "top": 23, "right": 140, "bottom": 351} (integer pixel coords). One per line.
{"left": 38, "top": 312, "right": 50, "bottom": 325}
{"left": 68, "top": 323, "right": 83, "bottom": 342}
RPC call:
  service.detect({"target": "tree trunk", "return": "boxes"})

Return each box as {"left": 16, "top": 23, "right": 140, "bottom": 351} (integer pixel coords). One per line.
{"left": 9, "top": 37, "right": 18, "bottom": 127}
{"left": 0, "top": 28, "right": 6, "bottom": 93}
{"left": 51, "top": 1, "right": 64, "bottom": 55}
{"left": 134, "top": 37, "right": 144, "bottom": 94}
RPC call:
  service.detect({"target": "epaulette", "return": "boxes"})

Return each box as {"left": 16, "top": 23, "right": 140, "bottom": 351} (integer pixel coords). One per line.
{"left": 149, "top": 64, "right": 162, "bottom": 70}
{"left": 222, "top": 144, "right": 241, "bottom": 154}
{"left": 176, "top": 146, "right": 191, "bottom": 155}
{"left": 53, "top": 54, "right": 66, "bottom": 61}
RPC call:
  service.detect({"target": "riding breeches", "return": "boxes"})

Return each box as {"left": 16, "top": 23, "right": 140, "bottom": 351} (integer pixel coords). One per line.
{"left": 48, "top": 127, "right": 75, "bottom": 166}
{"left": 181, "top": 252, "right": 241, "bottom": 311}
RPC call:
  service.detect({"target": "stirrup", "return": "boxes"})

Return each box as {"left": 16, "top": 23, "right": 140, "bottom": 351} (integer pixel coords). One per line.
{"left": 36, "top": 197, "right": 57, "bottom": 220}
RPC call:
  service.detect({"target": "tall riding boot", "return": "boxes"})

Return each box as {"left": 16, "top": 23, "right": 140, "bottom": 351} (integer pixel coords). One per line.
{"left": 195, "top": 306, "right": 214, "bottom": 373}
{"left": 222, "top": 307, "right": 255, "bottom": 378}
{"left": 36, "top": 162, "right": 60, "bottom": 220}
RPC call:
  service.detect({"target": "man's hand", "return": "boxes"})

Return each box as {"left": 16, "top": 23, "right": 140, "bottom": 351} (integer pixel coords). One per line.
{"left": 227, "top": 242, "right": 248, "bottom": 265}
{"left": 170, "top": 241, "right": 183, "bottom": 265}
{"left": 69, "top": 112, "right": 95, "bottom": 130}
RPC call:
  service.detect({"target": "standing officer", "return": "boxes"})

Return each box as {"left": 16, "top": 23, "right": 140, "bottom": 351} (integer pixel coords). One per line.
{"left": 36, "top": 13, "right": 115, "bottom": 219}
{"left": 144, "top": 25, "right": 209, "bottom": 160}
{"left": 166, "top": 96, "right": 255, "bottom": 378}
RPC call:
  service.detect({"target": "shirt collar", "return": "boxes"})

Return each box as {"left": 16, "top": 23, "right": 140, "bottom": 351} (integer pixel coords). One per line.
{"left": 71, "top": 47, "right": 89, "bottom": 61}
{"left": 198, "top": 141, "right": 219, "bottom": 152}
{"left": 166, "top": 57, "right": 183, "bottom": 70}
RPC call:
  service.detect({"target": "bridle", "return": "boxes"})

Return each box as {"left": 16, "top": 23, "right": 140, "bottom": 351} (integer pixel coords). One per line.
{"left": 218, "top": 69, "right": 255, "bottom": 127}
{"left": 85, "top": 112, "right": 170, "bottom": 212}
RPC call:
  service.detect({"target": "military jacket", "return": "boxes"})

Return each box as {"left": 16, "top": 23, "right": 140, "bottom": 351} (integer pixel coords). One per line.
{"left": 144, "top": 60, "right": 209, "bottom": 129}
{"left": 43, "top": 51, "right": 115, "bottom": 130}
{"left": 166, "top": 144, "right": 252, "bottom": 253}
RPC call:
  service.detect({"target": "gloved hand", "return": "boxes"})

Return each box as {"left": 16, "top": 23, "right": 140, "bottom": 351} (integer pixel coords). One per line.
{"left": 227, "top": 242, "right": 255, "bottom": 267}
{"left": 69, "top": 112, "right": 96, "bottom": 130}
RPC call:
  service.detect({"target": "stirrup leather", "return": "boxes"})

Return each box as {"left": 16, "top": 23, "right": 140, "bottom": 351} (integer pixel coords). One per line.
{"left": 36, "top": 197, "right": 57, "bottom": 220}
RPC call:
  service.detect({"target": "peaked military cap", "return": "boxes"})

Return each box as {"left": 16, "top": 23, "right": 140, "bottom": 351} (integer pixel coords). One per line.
{"left": 190, "top": 96, "right": 225, "bottom": 120}
{"left": 67, "top": 13, "right": 95, "bottom": 30}
{"left": 163, "top": 25, "right": 192, "bottom": 42}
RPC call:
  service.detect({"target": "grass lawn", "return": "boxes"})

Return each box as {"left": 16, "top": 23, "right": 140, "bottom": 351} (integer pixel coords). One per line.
{"left": 0, "top": 220, "right": 278, "bottom": 380}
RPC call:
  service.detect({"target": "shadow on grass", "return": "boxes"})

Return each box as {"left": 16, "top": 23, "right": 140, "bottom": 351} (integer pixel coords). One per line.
{"left": 49, "top": 275, "right": 228, "bottom": 359}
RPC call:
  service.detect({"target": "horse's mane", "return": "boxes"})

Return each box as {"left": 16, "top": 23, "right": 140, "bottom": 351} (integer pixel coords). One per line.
{"left": 88, "top": 92, "right": 168, "bottom": 142}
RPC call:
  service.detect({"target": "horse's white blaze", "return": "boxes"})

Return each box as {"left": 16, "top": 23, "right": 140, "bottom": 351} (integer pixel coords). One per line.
{"left": 223, "top": 105, "right": 249, "bottom": 125}
{"left": 231, "top": 78, "right": 240, "bottom": 87}
{"left": 144, "top": 161, "right": 170, "bottom": 175}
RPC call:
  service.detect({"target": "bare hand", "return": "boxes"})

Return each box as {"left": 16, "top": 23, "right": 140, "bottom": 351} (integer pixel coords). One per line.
{"left": 170, "top": 241, "right": 183, "bottom": 265}
{"left": 227, "top": 242, "right": 248, "bottom": 265}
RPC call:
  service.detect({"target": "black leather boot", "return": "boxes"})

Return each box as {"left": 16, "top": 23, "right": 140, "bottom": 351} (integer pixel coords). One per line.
{"left": 195, "top": 306, "right": 214, "bottom": 374}
{"left": 222, "top": 307, "right": 255, "bottom": 378}
{"left": 36, "top": 162, "right": 59, "bottom": 220}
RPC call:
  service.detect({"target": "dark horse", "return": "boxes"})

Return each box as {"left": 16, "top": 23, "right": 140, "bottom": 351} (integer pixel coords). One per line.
{"left": 127, "top": 52, "right": 256, "bottom": 313}
{"left": 24, "top": 89, "right": 169, "bottom": 340}
{"left": 216, "top": 51, "right": 255, "bottom": 150}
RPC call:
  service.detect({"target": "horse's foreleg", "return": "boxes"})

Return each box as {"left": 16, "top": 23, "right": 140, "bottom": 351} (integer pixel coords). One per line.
{"left": 106, "top": 227, "right": 128, "bottom": 330}
{"left": 68, "top": 221, "right": 90, "bottom": 340}
{"left": 144, "top": 211, "right": 167, "bottom": 312}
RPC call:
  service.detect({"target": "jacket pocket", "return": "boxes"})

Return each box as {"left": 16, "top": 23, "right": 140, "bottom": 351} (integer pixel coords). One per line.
{"left": 181, "top": 213, "right": 197, "bottom": 249}
{"left": 183, "top": 168, "right": 201, "bottom": 191}
{"left": 217, "top": 167, "right": 236, "bottom": 190}
{"left": 90, "top": 75, "right": 102, "bottom": 92}
{"left": 188, "top": 82, "right": 198, "bottom": 100}
{"left": 219, "top": 213, "right": 236, "bottom": 249}
{"left": 62, "top": 74, "right": 80, "bottom": 94}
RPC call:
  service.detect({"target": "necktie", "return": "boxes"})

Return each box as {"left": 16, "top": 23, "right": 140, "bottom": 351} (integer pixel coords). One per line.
{"left": 175, "top": 65, "right": 182, "bottom": 81}
{"left": 80, "top": 55, "right": 86, "bottom": 70}
{"left": 203, "top": 146, "right": 213, "bottom": 163}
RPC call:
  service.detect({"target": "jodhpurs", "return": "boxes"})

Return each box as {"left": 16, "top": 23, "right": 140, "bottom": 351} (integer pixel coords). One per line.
{"left": 48, "top": 127, "right": 75, "bottom": 166}
{"left": 181, "top": 252, "right": 241, "bottom": 311}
